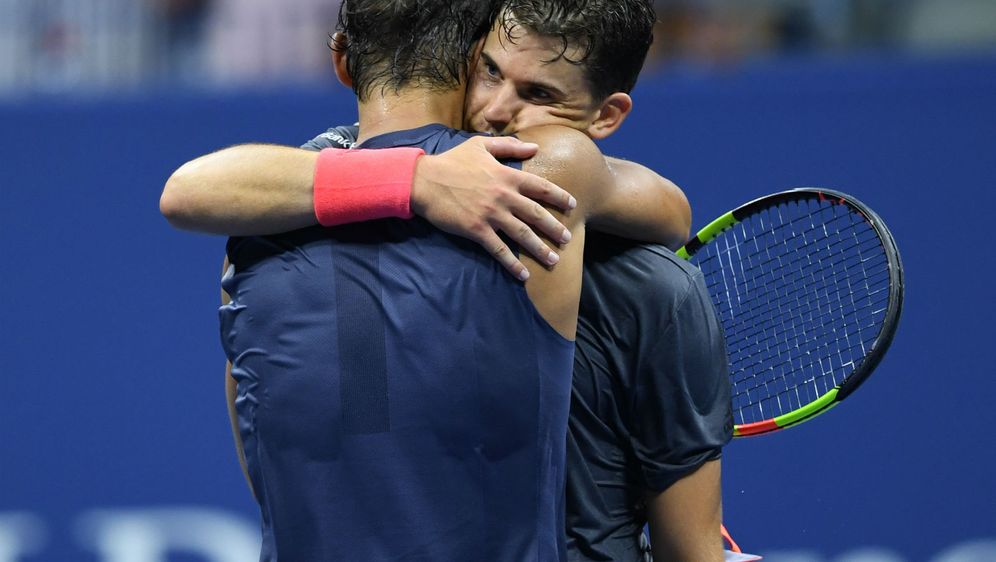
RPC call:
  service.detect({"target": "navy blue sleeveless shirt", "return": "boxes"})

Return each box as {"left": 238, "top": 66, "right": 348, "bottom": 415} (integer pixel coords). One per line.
{"left": 220, "top": 124, "right": 574, "bottom": 561}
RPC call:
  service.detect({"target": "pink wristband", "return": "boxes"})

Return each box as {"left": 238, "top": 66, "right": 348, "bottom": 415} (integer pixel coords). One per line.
{"left": 313, "top": 147, "right": 424, "bottom": 226}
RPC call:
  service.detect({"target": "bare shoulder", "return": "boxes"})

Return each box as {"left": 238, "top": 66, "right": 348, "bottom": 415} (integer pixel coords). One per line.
{"left": 515, "top": 125, "right": 604, "bottom": 170}
{"left": 514, "top": 125, "right": 611, "bottom": 213}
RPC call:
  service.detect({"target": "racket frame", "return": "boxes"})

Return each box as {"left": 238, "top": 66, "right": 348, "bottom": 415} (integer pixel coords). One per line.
{"left": 678, "top": 188, "right": 904, "bottom": 437}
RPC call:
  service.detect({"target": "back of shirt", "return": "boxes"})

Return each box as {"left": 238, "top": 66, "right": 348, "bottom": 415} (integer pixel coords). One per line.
{"left": 220, "top": 124, "right": 574, "bottom": 562}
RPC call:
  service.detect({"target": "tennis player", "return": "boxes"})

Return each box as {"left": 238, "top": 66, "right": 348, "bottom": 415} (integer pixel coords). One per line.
{"left": 162, "top": 1, "right": 734, "bottom": 560}
{"left": 173, "top": 0, "right": 692, "bottom": 560}
{"left": 303, "top": 7, "right": 734, "bottom": 558}
{"left": 470, "top": 5, "right": 734, "bottom": 560}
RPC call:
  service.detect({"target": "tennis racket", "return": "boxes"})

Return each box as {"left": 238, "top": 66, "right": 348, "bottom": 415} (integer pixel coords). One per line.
{"left": 677, "top": 188, "right": 904, "bottom": 437}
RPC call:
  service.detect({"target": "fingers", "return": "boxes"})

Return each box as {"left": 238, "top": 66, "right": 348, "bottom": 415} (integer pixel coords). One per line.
{"left": 413, "top": 136, "right": 578, "bottom": 281}
{"left": 498, "top": 172, "right": 572, "bottom": 245}
{"left": 478, "top": 135, "right": 540, "bottom": 160}
{"left": 477, "top": 230, "right": 531, "bottom": 281}
{"left": 497, "top": 215, "right": 561, "bottom": 268}
{"left": 523, "top": 199, "right": 572, "bottom": 246}
{"left": 509, "top": 166, "right": 577, "bottom": 213}
{"left": 478, "top": 136, "right": 577, "bottom": 213}
{"left": 477, "top": 217, "right": 561, "bottom": 282}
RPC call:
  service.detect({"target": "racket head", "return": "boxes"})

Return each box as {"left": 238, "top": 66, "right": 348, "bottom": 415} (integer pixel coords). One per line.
{"left": 678, "top": 188, "right": 904, "bottom": 437}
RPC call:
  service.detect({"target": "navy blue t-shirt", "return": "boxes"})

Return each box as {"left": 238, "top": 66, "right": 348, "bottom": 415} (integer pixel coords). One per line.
{"left": 302, "top": 126, "right": 732, "bottom": 561}
{"left": 567, "top": 233, "right": 733, "bottom": 561}
{"left": 220, "top": 124, "right": 574, "bottom": 561}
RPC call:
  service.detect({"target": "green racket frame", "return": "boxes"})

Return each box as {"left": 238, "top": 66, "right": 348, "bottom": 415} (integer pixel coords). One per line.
{"left": 677, "top": 188, "right": 904, "bottom": 437}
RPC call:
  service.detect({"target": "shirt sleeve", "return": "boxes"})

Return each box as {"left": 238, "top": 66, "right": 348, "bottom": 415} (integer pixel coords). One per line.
{"left": 301, "top": 124, "right": 360, "bottom": 151}
{"left": 628, "top": 267, "right": 734, "bottom": 493}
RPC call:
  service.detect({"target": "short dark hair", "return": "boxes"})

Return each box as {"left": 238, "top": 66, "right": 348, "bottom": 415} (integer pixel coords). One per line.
{"left": 335, "top": 0, "right": 498, "bottom": 101}
{"left": 495, "top": 0, "right": 656, "bottom": 102}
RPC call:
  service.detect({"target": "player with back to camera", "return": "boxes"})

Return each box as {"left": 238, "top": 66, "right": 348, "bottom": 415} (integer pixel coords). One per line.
{"left": 161, "top": 0, "right": 733, "bottom": 560}
{"left": 310, "top": 6, "right": 735, "bottom": 558}
{"left": 162, "top": 0, "right": 698, "bottom": 560}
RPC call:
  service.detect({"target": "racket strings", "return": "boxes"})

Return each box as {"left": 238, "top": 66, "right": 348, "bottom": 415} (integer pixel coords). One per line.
{"left": 693, "top": 199, "right": 892, "bottom": 426}
{"left": 729, "top": 308, "right": 886, "bottom": 390}
{"left": 715, "top": 274, "right": 890, "bottom": 366}
{"left": 732, "top": 336, "right": 877, "bottom": 402}
{"left": 733, "top": 240, "right": 879, "bottom": 418}
{"left": 706, "top": 254, "right": 890, "bottom": 342}
{"left": 698, "top": 212, "right": 882, "bottom": 293}
{"left": 738, "top": 225, "right": 881, "bottom": 418}
{"left": 710, "top": 216, "right": 886, "bottom": 356}
{"left": 702, "top": 236, "right": 887, "bottom": 303}
{"left": 701, "top": 229, "right": 885, "bottom": 338}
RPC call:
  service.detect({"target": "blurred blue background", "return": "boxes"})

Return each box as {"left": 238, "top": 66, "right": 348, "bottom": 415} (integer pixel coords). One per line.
{"left": 2, "top": 1, "right": 995, "bottom": 560}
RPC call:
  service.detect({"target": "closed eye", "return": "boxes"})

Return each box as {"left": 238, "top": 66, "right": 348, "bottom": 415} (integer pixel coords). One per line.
{"left": 526, "top": 87, "right": 553, "bottom": 101}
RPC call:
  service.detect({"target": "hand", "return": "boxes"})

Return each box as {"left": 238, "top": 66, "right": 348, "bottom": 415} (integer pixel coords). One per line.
{"left": 410, "top": 136, "right": 576, "bottom": 281}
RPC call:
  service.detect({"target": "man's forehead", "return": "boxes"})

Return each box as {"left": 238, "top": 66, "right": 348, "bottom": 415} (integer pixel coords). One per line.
{"left": 485, "top": 22, "right": 587, "bottom": 64}
{"left": 484, "top": 27, "right": 588, "bottom": 87}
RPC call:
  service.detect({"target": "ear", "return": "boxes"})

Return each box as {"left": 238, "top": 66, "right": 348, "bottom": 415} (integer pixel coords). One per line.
{"left": 330, "top": 32, "right": 352, "bottom": 88}
{"left": 586, "top": 92, "right": 633, "bottom": 140}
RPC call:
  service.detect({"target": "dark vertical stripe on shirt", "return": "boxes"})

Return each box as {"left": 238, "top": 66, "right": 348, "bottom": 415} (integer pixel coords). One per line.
{"left": 333, "top": 228, "right": 390, "bottom": 434}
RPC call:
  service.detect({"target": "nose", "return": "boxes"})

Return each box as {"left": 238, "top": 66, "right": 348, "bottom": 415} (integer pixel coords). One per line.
{"left": 481, "top": 86, "right": 516, "bottom": 134}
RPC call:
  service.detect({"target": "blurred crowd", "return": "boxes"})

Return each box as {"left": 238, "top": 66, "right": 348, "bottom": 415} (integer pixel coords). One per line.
{"left": 648, "top": 0, "right": 996, "bottom": 71}
{"left": 0, "top": 0, "right": 994, "bottom": 97}
{"left": 0, "top": 0, "right": 342, "bottom": 95}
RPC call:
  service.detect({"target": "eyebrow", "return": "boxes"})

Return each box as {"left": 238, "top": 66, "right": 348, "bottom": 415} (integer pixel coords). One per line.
{"left": 480, "top": 51, "right": 567, "bottom": 99}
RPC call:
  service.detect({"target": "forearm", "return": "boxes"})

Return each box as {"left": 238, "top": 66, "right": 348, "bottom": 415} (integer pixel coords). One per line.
{"left": 162, "top": 134, "right": 576, "bottom": 278}
{"left": 161, "top": 144, "right": 319, "bottom": 235}
{"left": 590, "top": 157, "right": 691, "bottom": 250}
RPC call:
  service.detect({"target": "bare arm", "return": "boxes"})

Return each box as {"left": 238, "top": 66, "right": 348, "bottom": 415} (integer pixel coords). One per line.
{"left": 594, "top": 157, "right": 691, "bottom": 250}
{"left": 647, "top": 459, "right": 724, "bottom": 562}
{"left": 160, "top": 137, "right": 576, "bottom": 279}
{"left": 162, "top": 145, "right": 318, "bottom": 235}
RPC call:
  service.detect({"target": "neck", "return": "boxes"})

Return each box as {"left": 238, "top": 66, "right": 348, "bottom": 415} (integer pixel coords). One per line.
{"left": 355, "top": 87, "right": 466, "bottom": 144}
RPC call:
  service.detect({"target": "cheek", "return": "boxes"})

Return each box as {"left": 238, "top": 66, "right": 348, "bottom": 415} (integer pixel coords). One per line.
{"left": 464, "top": 83, "right": 488, "bottom": 116}
{"left": 517, "top": 106, "right": 564, "bottom": 128}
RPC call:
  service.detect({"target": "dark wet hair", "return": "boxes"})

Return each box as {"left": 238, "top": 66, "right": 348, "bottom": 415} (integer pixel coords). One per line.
{"left": 495, "top": 0, "right": 656, "bottom": 101}
{"left": 334, "top": 0, "right": 499, "bottom": 101}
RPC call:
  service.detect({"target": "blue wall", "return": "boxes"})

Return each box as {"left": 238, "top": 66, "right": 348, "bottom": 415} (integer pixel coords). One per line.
{"left": 2, "top": 55, "right": 994, "bottom": 561}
